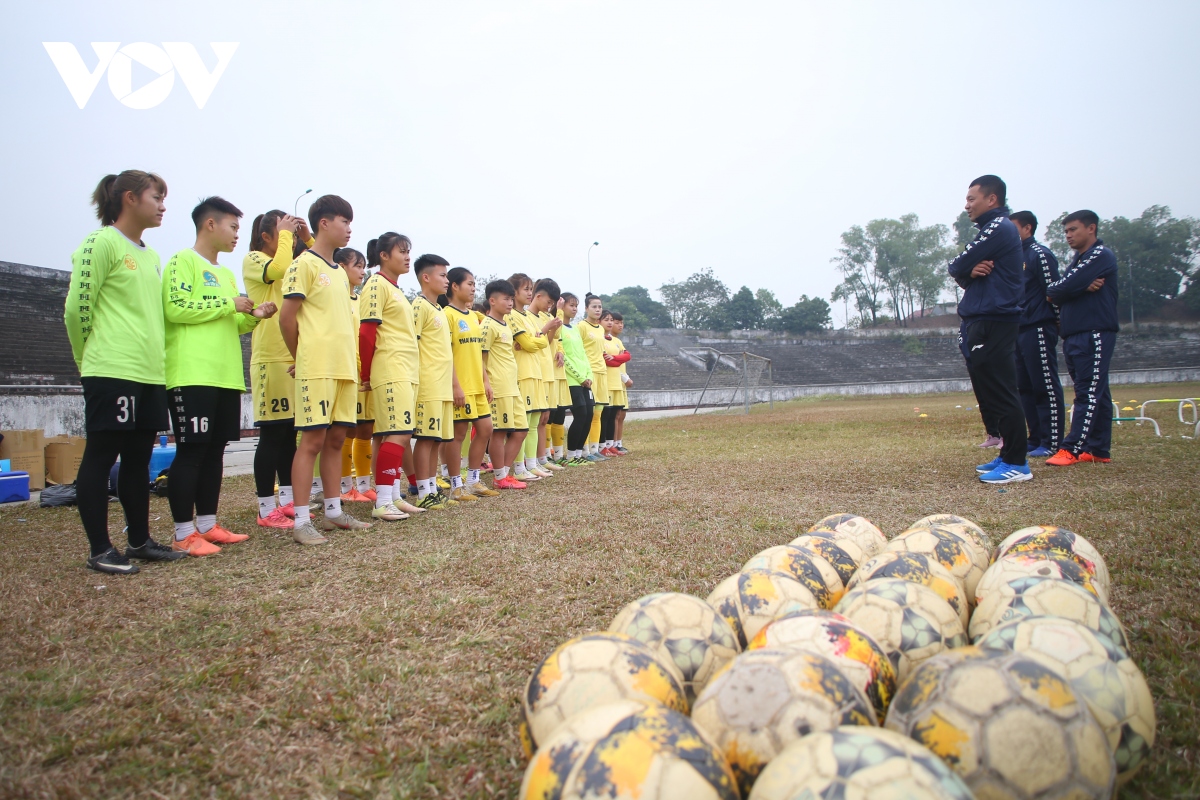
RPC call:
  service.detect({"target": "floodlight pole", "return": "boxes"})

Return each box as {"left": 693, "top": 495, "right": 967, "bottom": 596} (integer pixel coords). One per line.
{"left": 294, "top": 189, "right": 312, "bottom": 216}
{"left": 588, "top": 242, "right": 599, "bottom": 294}
{"left": 1129, "top": 260, "right": 1137, "bottom": 331}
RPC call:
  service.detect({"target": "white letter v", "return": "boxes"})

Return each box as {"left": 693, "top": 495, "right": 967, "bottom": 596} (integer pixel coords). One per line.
{"left": 163, "top": 42, "right": 239, "bottom": 109}
{"left": 43, "top": 42, "right": 119, "bottom": 109}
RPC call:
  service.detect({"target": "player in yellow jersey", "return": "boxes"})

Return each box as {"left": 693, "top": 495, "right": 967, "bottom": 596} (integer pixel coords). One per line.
{"left": 611, "top": 312, "right": 633, "bottom": 454}
{"left": 506, "top": 273, "right": 554, "bottom": 482}
{"left": 280, "top": 195, "right": 372, "bottom": 544}
{"left": 532, "top": 278, "right": 566, "bottom": 472}
{"left": 481, "top": 280, "right": 528, "bottom": 490}
{"left": 334, "top": 248, "right": 376, "bottom": 504}
{"left": 411, "top": 254, "right": 458, "bottom": 510}
{"left": 578, "top": 293, "right": 610, "bottom": 461}
{"left": 600, "top": 310, "right": 631, "bottom": 456}
{"left": 440, "top": 267, "right": 498, "bottom": 501}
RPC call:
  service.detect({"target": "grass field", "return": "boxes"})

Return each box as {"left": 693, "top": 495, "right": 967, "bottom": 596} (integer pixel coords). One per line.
{"left": 2, "top": 384, "right": 1198, "bottom": 799}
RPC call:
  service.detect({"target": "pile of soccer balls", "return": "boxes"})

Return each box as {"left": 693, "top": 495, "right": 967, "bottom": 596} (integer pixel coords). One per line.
{"left": 517, "top": 513, "right": 1154, "bottom": 799}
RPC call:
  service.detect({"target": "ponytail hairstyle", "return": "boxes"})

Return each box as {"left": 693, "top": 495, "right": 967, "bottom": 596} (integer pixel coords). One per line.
{"left": 584, "top": 292, "right": 603, "bottom": 310}
{"left": 366, "top": 232, "right": 412, "bottom": 267}
{"left": 441, "top": 266, "right": 474, "bottom": 307}
{"left": 249, "top": 209, "right": 287, "bottom": 253}
{"left": 333, "top": 247, "right": 366, "bottom": 269}
{"left": 533, "top": 277, "right": 561, "bottom": 303}
{"left": 91, "top": 170, "right": 168, "bottom": 226}
{"left": 508, "top": 273, "right": 533, "bottom": 292}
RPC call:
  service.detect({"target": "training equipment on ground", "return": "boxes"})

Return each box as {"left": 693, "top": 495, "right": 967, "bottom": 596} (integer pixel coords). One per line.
{"left": 520, "top": 632, "right": 689, "bottom": 757}
{"left": 884, "top": 646, "right": 1116, "bottom": 800}
{"left": 969, "top": 576, "right": 1130, "bottom": 654}
{"left": 747, "top": 725, "right": 975, "bottom": 800}
{"left": 846, "top": 551, "right": 969, "bottom": 628}
{"left": 743, "top": 545, "right": 845, "bottom": 609}
{"left": 977, "top": 616, "right": 1155, "bottom": 784}
{"left": 747, "top": 609, "right": 897, "bottom": 720}
{"left": 832, "top": 579, "right": 967, "bottom": 681}
{"left": 976, "top": 549, "right": 1109, "bottom": 606}
{"left": 887, "top": 526, "right": 987, "bottom": 602}
{"left": 788, "top": 533, "right": 863, "bottom": 583}
{"left": 993, "top": 526, "right": 1111, "bottom": 600}
{"left": 809, "top": 514, "right": 887, "bottom": 559}
{"left": 608, "top": 592, "right": 739, "bottom": 702}
{"left": 908, "top": 516, "right": 992, "bottom": 565}
{"left": 691, "top": 647, "right": 876, "bottom": 796}
{"left": 707, "top": 569, "right": 821, "bottom": 650}
{"left": 519, "top": 700, "right": 738, "bottom": 800}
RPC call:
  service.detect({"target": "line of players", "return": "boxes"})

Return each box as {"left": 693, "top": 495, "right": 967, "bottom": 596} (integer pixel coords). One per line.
{"left": 65, "top": 171, "right": 633, "bottom": 574}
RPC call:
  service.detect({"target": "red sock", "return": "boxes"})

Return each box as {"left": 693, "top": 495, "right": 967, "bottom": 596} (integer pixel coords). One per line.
{"left": 376, "top": 442, "right": 404, "bottom": 488}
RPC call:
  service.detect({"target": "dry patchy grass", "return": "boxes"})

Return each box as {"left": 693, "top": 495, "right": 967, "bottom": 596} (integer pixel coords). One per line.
{"left": 1, "top": 384, "right": 1198, "bottom": 798}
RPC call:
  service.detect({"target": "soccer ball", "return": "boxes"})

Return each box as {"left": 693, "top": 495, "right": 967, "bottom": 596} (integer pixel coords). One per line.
{"left": 748, "top": 609, "right": 898, "bottom": 720}
{"left": 789, "top": 532, "right": 864, "bottom": 582}
{"left": 743, "top": 545, "right": 845, "bottom": 609}
{"left": 832, "top": 579, "right": 968, "bottom": 681}
{"left": 521, "top": 632, "right": 689, "bottom": 757}
{"left": 747, "top": 725, "right": 975, "bottom": 800}
{"left": 691, "top": 647, "right": 876, "bottom": 796}
{"left": 883, "top": 647, "right": 1116, "bottom": 800}
{"left": 977, "top": 616, "right": 1155, "bottom": 784}
{"left": 809, "top": 514, "right": 888, "bottom": 559}
{"left": 909, "top": 514, "right": 990, "bottom": 547}
{"left": 908, "top": 517, "right": 992, "bottom": 567}
{"left": 976, "top": 550, "right": 1109, "bottom": 606}
{"left": 707, "top": 569, "right": 821, "bottom": 649}
{"left": 846, "top": 552, "right": 969, "bottom": 629}
{"left": 608, "top": 592, "right": 740, "bottom": 702}
{"left": 969, "top": 576, "right": 1130, "bottom": 655}
{"left": 887, "top": 526, "right": 987, "bottom": 602}
{"left": 993, "top": 526, "right": 1111, "bottom": 600}
{"left": 519, "top": 700, "right": 739, "bottom": 800}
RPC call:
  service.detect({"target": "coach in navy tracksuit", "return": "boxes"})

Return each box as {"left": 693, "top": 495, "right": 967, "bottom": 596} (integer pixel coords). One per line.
{"left": 1010, "top": 211, "right": 1066, "bottom": 457}
{"left": 947, "top": 175, "right": 1030, "bottom": 483}
{"left": 1046, "top": 210, "right": 1119, "bottom": 464}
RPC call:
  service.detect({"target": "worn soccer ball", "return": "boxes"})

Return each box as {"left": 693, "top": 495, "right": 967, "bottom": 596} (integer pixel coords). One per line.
{"left": 832, "top": 579, "right": 968, "bottom": 681}
{"left": 887, "top": 526, "right": 987, "bottom": 603}
{"left": 707, "top": 569, "right": 821, "bottom": 650}
{"left": 608, "top": 592, "right": 740, "bottom": 702}
{"left": 969, "top": 576, "right": 1130, "bottom": 654}
{"left": 976, "top": 549, "right": 1109, "bottom": 606}
{"left": 691, "top": 647, "right": 876, "bottom": 796}
{"left": 993, "top": 526, "right": 1111, "bottom": 600}
{"left": 520, "top": 632, "right": 689, "bottom": 757}
{"left": 809, "top": 514, "right": 888, "bottom": 559}
{"left": 789, "top": 532, "right": 865, "bottom": 582}
{"left": 884, "top": 647, "right": 1116, "bottom": 800}
{"left": 908, "top": 516, "right": 992, "bottom": 565}
{"left": 748, "top": 609, "right": 898, "bottom": 720}
{"left": 977, "top": 616, "right": 1155, "bottom": 784}
{"left": 520, "top": 699, "right": 739, "bottom": 800}
{"left": 747, "top": 725, "right": 976, "bottom": 800}
{"left": 743, "top": 545, "right": 845, "bottom": 609}
{"left": 847, "top": 552, "right": 969, "bottom": 629}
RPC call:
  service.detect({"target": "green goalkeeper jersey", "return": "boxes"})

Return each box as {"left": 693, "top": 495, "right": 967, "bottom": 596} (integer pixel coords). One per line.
{"left": 65, "top": 226, "right": 166, "bottom": 384}
{"left": 162, "top": 248, "right": 258, "bottom": 390}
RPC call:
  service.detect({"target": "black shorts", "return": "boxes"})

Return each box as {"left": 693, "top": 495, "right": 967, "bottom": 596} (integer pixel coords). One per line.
{"left": 170, "top": 386, "right": 243, "bottom": 444}
{"left": 569, "top": 384, "right": 595, "bottom": 408}
{"left": 82, "top": 377, "right": 169, "bottom": 433}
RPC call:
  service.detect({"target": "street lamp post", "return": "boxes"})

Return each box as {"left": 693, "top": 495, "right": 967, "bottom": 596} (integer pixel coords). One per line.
{"left": 588, "top": 241, "right": 599, "bottom": 294}
{"left": 294, "top": 189, "right": 313, "bottom": 216}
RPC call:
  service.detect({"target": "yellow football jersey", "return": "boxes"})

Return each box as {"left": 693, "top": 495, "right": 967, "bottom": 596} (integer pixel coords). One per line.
{"left": 482, "top": 314, "right": 519, "bottom": 398}
{"left": 360, "top": 272, "right": 419, "bottom": 386}
{"left": 603, "top": 333, "right": 623, "bottom": 387}
{"left": 508, "top": 309, "right": 545, "bottom": 381}
{"left": 614, "top": 335, "right": 630, "bottom": 382}
{"left": 242, "top": 228, "right": 296, "bottom": 365}
{"left": 412, "top": 294, "right": 453, "bottom": 402}
{"left": 282, "top": 250, "right": 356, "bottom": 381}
{"left": 444, "top": 304, "right": 486, "bottom": 396}
{"left": 537, "top": 310, "right": 565, "bottom": 380}
{"left": 579, "top": 320, "right": 608, "bottom": 377}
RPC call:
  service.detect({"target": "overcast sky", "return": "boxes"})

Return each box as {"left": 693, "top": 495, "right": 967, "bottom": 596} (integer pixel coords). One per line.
{"left": 4, "top": 1, "right": 1198, "bottom": 326}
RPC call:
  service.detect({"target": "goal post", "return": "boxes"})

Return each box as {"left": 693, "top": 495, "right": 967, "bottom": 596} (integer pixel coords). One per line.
{"left": 691, "top": 348, "right": 773, "bottom": 415}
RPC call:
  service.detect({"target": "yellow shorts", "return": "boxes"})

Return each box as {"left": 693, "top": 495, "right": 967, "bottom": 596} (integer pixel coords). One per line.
{"left": 609, "top": 388, "right": 628, "bottom": 408}
{"left": 592, "top": 373, "right": 609, "bottom": 406}
{"left": 455, "top": 392, "right": 490, "bottom": 422}
{"left": 540, "top": 380, "right": 553, "bottom": 411}
{"left": 252, "top": 361, "right": 295, "bottom": 425}
{"left": 295, "top": 377, "right": 357, "bottom": 429}
{"left": 371, "top": 380, "right": 417, "bottom": 435}
{"left": 519, "top": 377, "right": 545, "bottom": 412}
{"left": 356, "top": 388, "right": 374, "bottom": 423}
{"left": 414, "top": 399, "right": 455, "bottom": 441}
{"left": 555, "top": 378, "right": 571, "bottom": 408}
{"left": 490, "top": 395, "right": 528, "bottom": 431}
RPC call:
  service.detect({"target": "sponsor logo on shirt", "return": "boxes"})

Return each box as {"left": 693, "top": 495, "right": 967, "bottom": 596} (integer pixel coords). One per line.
{"left": 458, "top": 319, "right": 470, "bottom": 332}
{"left": 123, "top": 255, "right": 138, "bottom": 270}
{"left": 318, "top": 272, "right": 332, "bottom": 287}
{"left": 202, "top": 270, "right": 220, "bottom": 287}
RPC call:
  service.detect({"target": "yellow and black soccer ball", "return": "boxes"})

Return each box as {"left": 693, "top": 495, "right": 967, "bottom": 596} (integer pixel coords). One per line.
{"left": 976, "top": 549, "right": 1109, "bottom": 606}
{"left": 908, "top": 516, "right": 992, "bottom": 566}
{"left": 887, "top": 526, "right": 987, "bottom": 603}
{"left": 789, "top": 532, "right": 864, "bottom": 582}
{"left": 993, "top": 525, "right": 1111, "bottom": 599}
{"left": 809, "top": 514, "right": 888, "bottom": 559}
{"left": 743, "top": 545, "right": 845, "bottom": 609}
{"left": 706, "top": 569, "right": 821, "bottom": 650}
{"left": 969, "top": 575, "right": 1129, "bottom": 654}
{"left": 847, "top": 551, "right": 969, "bottom": 629}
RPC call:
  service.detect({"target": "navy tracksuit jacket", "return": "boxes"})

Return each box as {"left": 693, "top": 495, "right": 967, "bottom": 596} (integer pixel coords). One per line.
{"left": 1016, "top": 238, "right": 1065, "bottom": 450}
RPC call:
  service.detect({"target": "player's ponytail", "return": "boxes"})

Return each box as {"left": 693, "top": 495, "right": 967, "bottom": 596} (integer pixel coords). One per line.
{"left": 249, "top": 209, "right": 288, "bottom": 254}
{"left": 442, "top": 267, "right": 474, "bottom": 308}
{"left": 333, "top": 248, "right": 365, "bottom": 269}
{"left": 91, "top": 170, "right": 167, "bottom": 226}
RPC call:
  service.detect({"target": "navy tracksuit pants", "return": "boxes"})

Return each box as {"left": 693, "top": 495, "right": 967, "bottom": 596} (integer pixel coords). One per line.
{"left": 960, "top": 319, "right": 1028, "bottom": 466}
{"left": 1015, "top": 326, "right": 1066, "bottom": 451}
{"left": 1061, "top": 330, "right": 1116, "bottom": 459}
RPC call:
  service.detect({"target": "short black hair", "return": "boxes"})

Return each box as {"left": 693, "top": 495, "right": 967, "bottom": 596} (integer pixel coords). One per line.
{"left": 600, "top": 309, "right": 614, "bottom": 321}
{"left": 486, "top": 279, "right": 515, "bottom": 299}
{"left": 191, "top": 196, "right": 242, "bottom": 230}
{"left": 307, "top": 194, "right": 353, "bottom": 231}
{"left": 1063, "top": 210, "right": 1100, "bottom": 230}
{"left": 610, "top": 311, "right": 624, "bottom": 322}
{"left": 414, "top": 253, "right": 450, "bottom": 275}
{"left": 970, "top": 175, "right": 1007, "bottom": 207}
{"left": 533, "top": 278, "right": 560, "bottom": 303}
{"left": 1009, "top": 210, "right": 1038, "bottom": 236}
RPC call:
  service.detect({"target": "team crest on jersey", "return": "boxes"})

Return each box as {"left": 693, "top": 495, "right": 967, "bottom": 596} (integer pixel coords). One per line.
{"left": 202, "top": 270, "right": 220, "bottom": 287}
{"left": 432, "top": 316, "right": 443, "bottom": 329}
{"left": 458, "top": 319, "right": 470, "bottom": 332}
{"left": 393, "top": 291, "right": 404, "bottom": 302}
{"left": 318, "top": 272, "right": 332, "bottom": 286}
{"left": 123, "top": 255, "right": 137, "bottom": 270}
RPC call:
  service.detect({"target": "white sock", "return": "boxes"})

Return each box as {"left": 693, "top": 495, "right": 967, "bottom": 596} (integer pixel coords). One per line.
{"left": 574, "top": 450, "right": 584, "bottom": 459}
{"left": 375, "top": 483, "right": 393, "bottom": 508}
{"left": 554, "top": 445, "right": 565, "bottom": 459}
{"left": 340, "top": 477, "right": 353, "bottom": 494}
{"left": 312, "top": 477, "right": 323, "bottom": 493}
{"left": 525, "top": 458, "right": 539, "bottom": 471}
{"left": 418, "top": 479, "right": 433, "bottom": 499}
{"left": 324, "top": 497, "right": 342, "bottom": 517}
{"left": 196, "top": 514, "right": 216, "bottom": 533}
{"left": 393, "top": 479, "right": 404, "bottom": 498}
{"left": 356, "top": 476, "right": 371, "bottom": 492}
{"left": 467, "top": 469, "right": 480, "bottom": 485}
{"left": 495, "top": 466, "right": 509, "bottom": 480}
{"left": 616, "top": 439, "right": 622, "bottom": 448}
{"left": 258, "top": 496, "right": 275, "bottom": 519}
{"left": 174, "top": 520, "right": 195, "bottom": 541}
{"left": 438, "top": 464, "right": 449, "bottom": 478}
{"left": 451, "top": 475, "right": 463, "bottom": 490}
{"left": 295, "top": 505, "right": 311, "bottom": 526}
{"left": 604, "top": 440, "right": 613, "bottom": 449}
{"left": 278, "top": 485, "right": 293, "bottom": 506}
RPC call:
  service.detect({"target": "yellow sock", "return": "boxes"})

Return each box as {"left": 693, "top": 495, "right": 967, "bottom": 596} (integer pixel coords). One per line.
{"left": 340, "top": 436, "right": 354, "bottom": 478}
{"left": 352, "top": 437, "right": 372, "bottom": 480}
{"left": 588, "top": 412, "right": 602, "bottom": 445}
{"left": 550, "top": 423, "right": 565, "bottom": 448}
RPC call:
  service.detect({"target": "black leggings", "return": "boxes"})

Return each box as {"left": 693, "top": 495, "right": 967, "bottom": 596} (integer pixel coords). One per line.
{"left": 548, "top": 408, "right": 566, "bottom": 425}
{"left": 253, "top": 421, "right": 296, "bottom": 498}
{"left": 168, "top": 439, "right": 228, "bottom": 524}
{"left": 77, "top": 430, "right": 156, "bottom": 556}
{"left": 600, "top": 405, "right": 619, "bottom": 442}
{"left": 566, "top": 386, "right": 594, "bottom": 451}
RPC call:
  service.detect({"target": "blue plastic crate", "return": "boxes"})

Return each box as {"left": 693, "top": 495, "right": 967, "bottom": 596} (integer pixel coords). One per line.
{"left": 0, "top": 471, "right": 30, "bottom": 503}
